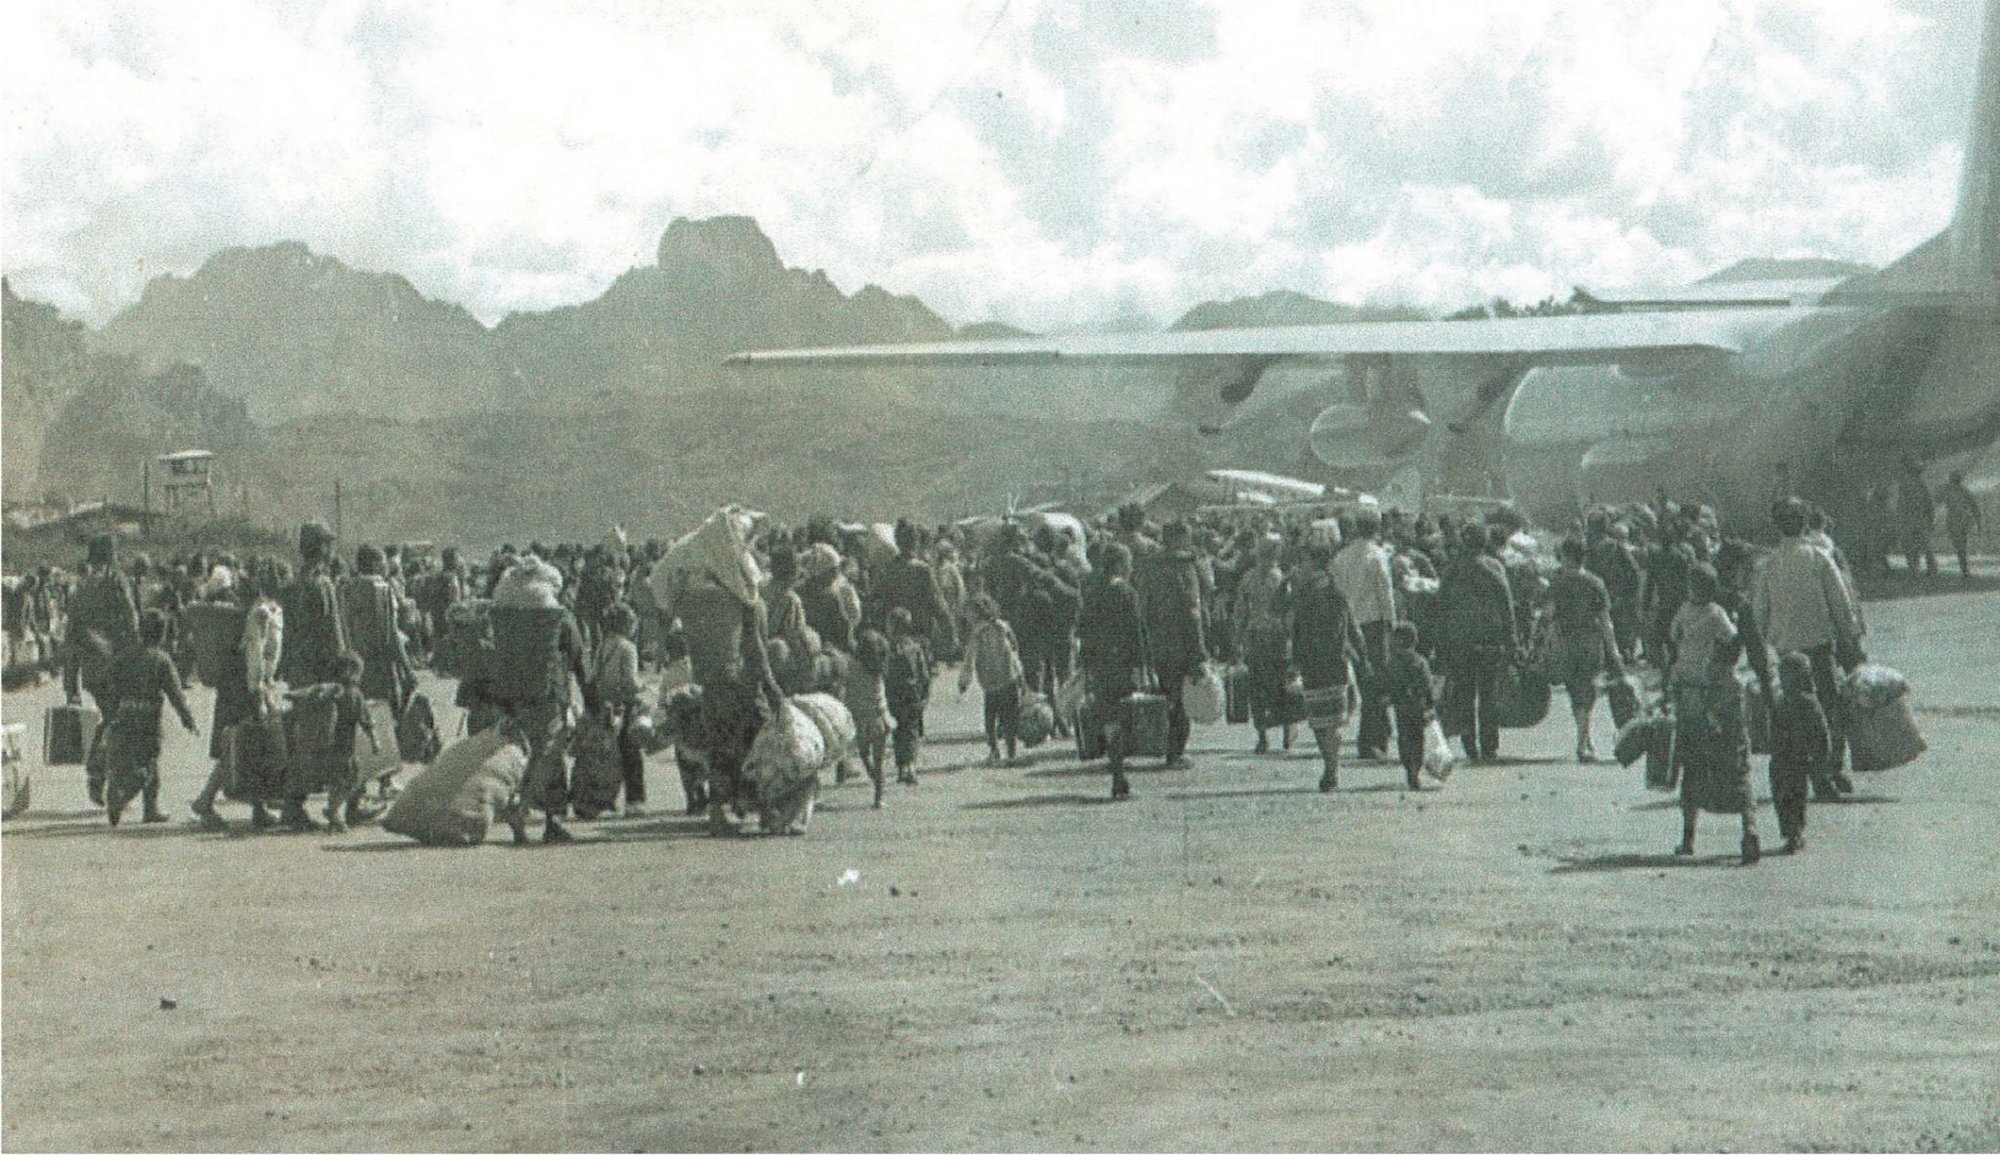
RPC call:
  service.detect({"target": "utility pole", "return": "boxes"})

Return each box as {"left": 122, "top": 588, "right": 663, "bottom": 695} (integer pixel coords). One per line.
{"left": 141, "top": 459, "right": 151, "bottom": 537}
{"left": 333, "top": 478, "right": 343, "bottom": 543}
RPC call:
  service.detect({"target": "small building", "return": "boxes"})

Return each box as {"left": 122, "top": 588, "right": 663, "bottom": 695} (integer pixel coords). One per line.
{"left": 154, "top": 450, "right": 215, "bottom": 519}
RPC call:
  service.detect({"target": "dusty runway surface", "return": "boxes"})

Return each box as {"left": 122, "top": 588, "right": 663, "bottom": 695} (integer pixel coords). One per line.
{"left": 5, "top": 579, "right": 1997, "bottom": 1152}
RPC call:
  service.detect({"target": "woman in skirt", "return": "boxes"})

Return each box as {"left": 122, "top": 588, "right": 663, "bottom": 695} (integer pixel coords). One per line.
{"left": 1669, "top": 564, "right": 1759, "bottom": 864}
{"left": 1291, "top": 541, "right": 1369, "bottom": 792}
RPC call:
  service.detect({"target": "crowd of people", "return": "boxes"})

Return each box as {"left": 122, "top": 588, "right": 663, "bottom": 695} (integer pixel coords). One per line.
{"left": 0, "top": 482, "right": 1910, "bottom": 861}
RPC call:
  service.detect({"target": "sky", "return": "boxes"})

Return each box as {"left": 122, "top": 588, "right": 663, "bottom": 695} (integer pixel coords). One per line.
{"left": 2, "top": 0, "right": 1988, "bottom": 331}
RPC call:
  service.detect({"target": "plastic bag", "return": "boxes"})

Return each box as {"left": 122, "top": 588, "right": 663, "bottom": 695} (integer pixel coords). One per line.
{"left": 1017, "top": 693, "right": 1055, "bottom": 748}
{"left": 1421, "top": 719, "right": 1455, "bottom": 782}
{"left": 1183, "top": 665, "right": 1224, "bottom": 725}
{"left": 1054, "top": 671, "right": 1088, "bottom": 720}
{"left": 1843, "top": 664, "right": 1910, "bottom": 713}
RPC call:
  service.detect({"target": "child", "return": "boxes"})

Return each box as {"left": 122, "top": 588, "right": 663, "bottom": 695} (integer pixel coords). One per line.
{"left": 592, "top": 603, "right": 647, "bottom": 817}
{"left": 844, "top": 629, "right": 893, "bottom": 807}
{"left": 884, "top": 608, "right": 932, "bottom": 785}
{"left": 101, "top": 610, "right": 199, "bottom": 826}
{"left": 958, "top": 593, "right": 1025, "bottom": 765}
{"left": 1381, "top": 621, "right": 1437, "bottom": 791}
{"left": 306, "top": 651, "right": 382, "bottom": 832}
{"left": 1769, "top": 651, "right": 1831, "bottom": 854}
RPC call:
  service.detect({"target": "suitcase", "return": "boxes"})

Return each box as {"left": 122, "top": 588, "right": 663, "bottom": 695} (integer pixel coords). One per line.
{"left": 1643, "top": 717, "right": 1678, "bottom": 792}
{"left": 1849, "top": 696, "right": 1926, "bottom": 772}
{"left": 222, "top": 715, "right": 290, "bottom": 802}
{"left": 43, "top": 704, "right": 100, "bottom": 767}
{"left": 1224, "top": 664, "right": 1250, "bottom": 725}
{"left": 1123, "top": 692, "right": 1170, "bottom": 759}
{"left": 1606, "top": 674, "right": 1644, "bottom": 731}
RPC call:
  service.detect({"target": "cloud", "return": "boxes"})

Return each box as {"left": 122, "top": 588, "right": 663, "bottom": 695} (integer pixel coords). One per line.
{"left": 2, "top": 0, "right": 1986, "bottom": 329}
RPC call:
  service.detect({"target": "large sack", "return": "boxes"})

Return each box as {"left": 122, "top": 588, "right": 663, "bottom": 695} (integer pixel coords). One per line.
{"left": 1490, "top": 663, "right": 1552, "bottom": 730}
{"left": 1017, "top": 692, "right": 1055, "bottom": 748}
{"left": 568, "top": 713, "right": 623, "bottom": 819}
{"left": 182, "top": 603, "right": 248, "bottom": 688}
{"left": 43, "top": 704, "right": 99, "bottom": 767}
{"left": 744, "top": 700, "right": 829, "bottom": 793}
{"left": 791, "top": 692, "right": 857, "bottom": 760}
{"left": 1849, "top": 696, "right": 1926, "bottom": 772}
{"left": 222, "top": 715, "right": 289, "bottom": 802}
{"left": 382, "top": 729, "right": 529, "bottom": 846}
{"left": 1183, "top": 666, "right": 1224, "bottom": 726}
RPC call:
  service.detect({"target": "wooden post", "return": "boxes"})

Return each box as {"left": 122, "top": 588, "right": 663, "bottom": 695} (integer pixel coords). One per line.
{"left": 142, "top": 459, "right": 151, "bottom": 536}
{"left": 333, "top": 478, "right": 343, "bottom": 543}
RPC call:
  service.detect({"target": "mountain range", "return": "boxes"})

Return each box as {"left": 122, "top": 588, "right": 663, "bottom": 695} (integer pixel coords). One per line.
{"left": 7, "top": 216, "right": 1388, "bottom": 545}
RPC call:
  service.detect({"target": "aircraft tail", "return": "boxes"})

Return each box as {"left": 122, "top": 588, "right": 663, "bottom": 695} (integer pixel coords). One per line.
{"left": 1830, "top": 0, "right": 2000, "bottom": 305}
{"left": 1949, "top": 0, "right": 2000, "bottom": 297}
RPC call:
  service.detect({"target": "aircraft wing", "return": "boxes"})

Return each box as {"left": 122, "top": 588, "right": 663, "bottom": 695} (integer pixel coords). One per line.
{"left": 726, "top": 306, "right": 1804, "bottom": 368}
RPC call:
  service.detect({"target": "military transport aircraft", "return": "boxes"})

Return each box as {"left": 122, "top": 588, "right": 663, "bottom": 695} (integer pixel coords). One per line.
{"left": 731, "top": 0, "right": 2000, "bottom": 533}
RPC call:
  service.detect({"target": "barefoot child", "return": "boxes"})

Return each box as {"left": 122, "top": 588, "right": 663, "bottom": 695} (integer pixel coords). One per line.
{"left": 844, "top": 629, "right": 893, "bottom": 807}
{"left": 298, "top": 652, "right": 382, "bottom": 832}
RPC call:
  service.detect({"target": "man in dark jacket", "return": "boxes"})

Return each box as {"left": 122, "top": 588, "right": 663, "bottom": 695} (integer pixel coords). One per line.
{"left": 1077, "top": 543, "right": 1147, "bottom": 800}
{"left": 1139, "top": 521, "right": 1209, "bottom": 768}
{"left": 1437, "top": 524, "right": 1516, "bottom": 762}
{"left": 62, "top": 534, "right": 140, "bottom": 805}
{"left": 875, "top": 520, "right": 953, "bottom": 658}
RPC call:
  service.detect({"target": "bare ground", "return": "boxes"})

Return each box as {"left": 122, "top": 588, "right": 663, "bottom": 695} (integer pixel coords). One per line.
{"left": 4, "top": 580, "right": 1997, "bottom": 1152}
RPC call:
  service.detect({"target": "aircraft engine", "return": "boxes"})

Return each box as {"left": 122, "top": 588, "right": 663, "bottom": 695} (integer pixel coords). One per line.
{"left": 1307, "top": 402, "right": 1432, "bottom": 468}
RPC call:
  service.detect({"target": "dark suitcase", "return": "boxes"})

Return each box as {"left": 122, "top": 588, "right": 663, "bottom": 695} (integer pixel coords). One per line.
{"left": 283, "top": 696, "right": 341, "bottom": 796}
{"left": 43, "top": 704, "right": 100, "bottom": 766}
{"left": 356, "top": 701, "right": 401, "bottom": 788}
{"left": 223, "top": 716, "right": 290, "bottom": 802}
{"left": 1606, "top": 674, "right": 1644, "bottom": 731}
{"left": 1224, "top": 665, "right": 1250, "bottom": 725}
{"left": 1123, "top": 692, "right": 1170, "bottom": 759}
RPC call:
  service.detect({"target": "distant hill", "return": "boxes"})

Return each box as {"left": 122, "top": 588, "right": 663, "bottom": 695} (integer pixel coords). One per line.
{"left": 494, "top": 215, "right": 954, "bottom": 395}
{"left": 3, "top": 278, "right": 93, "bottom": 498}
{"left": 95, "top": 242, "right": 507, "bottom": 422}
{"left": 1171, "top": 290, "right": 1428, "bottom": 331}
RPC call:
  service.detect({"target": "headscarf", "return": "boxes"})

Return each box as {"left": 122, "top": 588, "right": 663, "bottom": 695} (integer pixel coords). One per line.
{"left": 657, "top": 505, "right": 765, "bottom": 608}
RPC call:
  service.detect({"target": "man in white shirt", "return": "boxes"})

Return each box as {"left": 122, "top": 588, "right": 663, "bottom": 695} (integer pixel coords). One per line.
{"left": 1332, "top": 510, "right": 1398, "bottom": 760}
{"left": 1755, "top": 498, "right": 1866, "bottom": 793}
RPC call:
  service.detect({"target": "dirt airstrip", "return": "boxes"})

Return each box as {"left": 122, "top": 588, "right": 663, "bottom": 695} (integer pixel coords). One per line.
{"left": 4, "top": 578, "right": 1997, "bottom": 1151}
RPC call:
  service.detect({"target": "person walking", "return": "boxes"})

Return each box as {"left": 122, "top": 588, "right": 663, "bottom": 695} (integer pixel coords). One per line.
{"left": 1670, "top": 565, "right": 1760, "bottom": 865}
{"left": 1077, "top": 542, "right": 1147, "bottom": 800}
{"left": 100, "top": 611, "right": 198, "bottom": 826}
{"left": 1437, "top": 524, "right": 1516, "bottom": 763}
{"left": 1544, "top": 537, "right": 1622, "bottom": 762}
{"left": 1754, "top": 498, "right": 1866, "bottom": 799}
{"left": 1139, "top": 521, "right": 1210, "bottom": 769}
{"left": 1332, "top": 510, "right": 1397, "bottom": 761}
{"left": 1291, "top": 539, "right": 1370, "bottom": 792}
{"left": 1940, "top": 471, "right": 1983, "bottom": 580}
